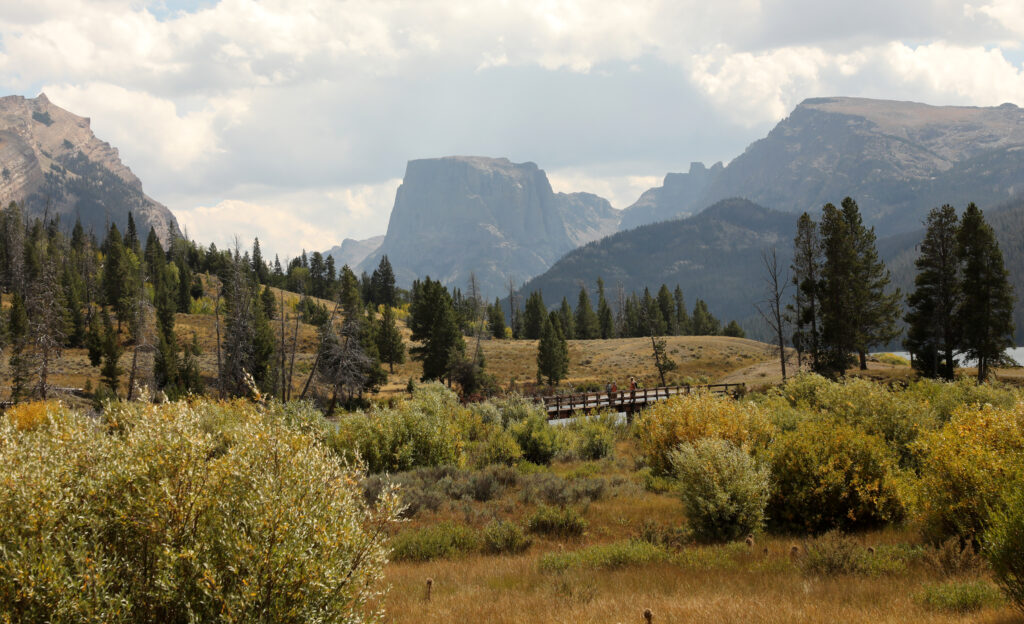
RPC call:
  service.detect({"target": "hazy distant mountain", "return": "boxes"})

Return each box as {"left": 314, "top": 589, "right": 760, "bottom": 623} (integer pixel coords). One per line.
{"left": 519, "top": 198, "right": 795, "bottom": 332}
{"left": 621, "top": 97, "right": 1024, "bottom": 234}
{"left": 358, "top": 156, "right": 621, "bottom": 297}
{"left": 324, "top": 235, "right": 384, "bottom": 269}
{"left": 0, "top": 94, "right": 179, "bottom": 241}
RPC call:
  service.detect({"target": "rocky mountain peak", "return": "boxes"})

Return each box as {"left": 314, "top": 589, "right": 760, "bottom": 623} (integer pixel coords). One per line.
{"left": 0, "top": 93, "right": 179, "bottom": 241}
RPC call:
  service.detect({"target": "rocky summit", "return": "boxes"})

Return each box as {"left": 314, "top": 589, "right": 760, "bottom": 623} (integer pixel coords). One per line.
{"left": 0, "top": 93, "right": 179, "bottom": 241}
{"left": 621, "top": 97, "right": 1024, "bottom": 234}
{"left": 359, "top": 156, "right": 620, "bottom": 297}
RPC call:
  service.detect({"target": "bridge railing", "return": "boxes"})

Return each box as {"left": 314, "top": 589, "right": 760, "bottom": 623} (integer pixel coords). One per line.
{"left": 541, "top": 383, "right": 744, "bottom": 417}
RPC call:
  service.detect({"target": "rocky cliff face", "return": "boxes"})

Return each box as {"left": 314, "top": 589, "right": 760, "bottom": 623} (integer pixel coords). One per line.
{"left": 324, "top": 235, "right": 384, "bottom": 269}
{"left": 618, "top": 162, "right": 724, "bottom": 230}
{"left": 621, "top": 97, "right": 1024, "bottom": 234}
{"left": 358, "top": 156, "right": 621, "bottom": 297}
{"left": 0, "top": 94, "right": 179, "bottom": 241}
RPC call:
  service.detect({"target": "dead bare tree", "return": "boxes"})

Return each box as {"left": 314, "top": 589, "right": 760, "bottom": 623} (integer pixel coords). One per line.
{"left": 27, "top": 254, "right": 64, "bottom": 399}
{"left": 755, "top": 247, "right": 791, "bottom": 381}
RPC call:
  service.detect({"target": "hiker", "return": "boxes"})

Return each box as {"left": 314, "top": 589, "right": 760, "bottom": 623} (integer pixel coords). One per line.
{"left": 629, "top": 376, "right": 637, "bottom": 392}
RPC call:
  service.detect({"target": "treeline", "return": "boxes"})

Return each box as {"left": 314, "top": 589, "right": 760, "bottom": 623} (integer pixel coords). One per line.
{"left": 502, "top": 281, "right": 744, "bottom": 341}
{"left": 786, "top": 197, "right": 1014, "bottom": 381}
{"left": 0, "top": 203, "right": 408, "bottom": 408}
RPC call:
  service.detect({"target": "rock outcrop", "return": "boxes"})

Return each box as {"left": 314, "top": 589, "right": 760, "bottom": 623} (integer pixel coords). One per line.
{"left": 358, "top": 156, "right": 621, "bottom": 297}
{"left": 0, "top": 93, "right": 179, "bottom": 241}
{"left": 621, "top": 97, "right": 1024, "bottom": 234}
{"left": 324, "top": 235, "right": 384, "bottom": 269}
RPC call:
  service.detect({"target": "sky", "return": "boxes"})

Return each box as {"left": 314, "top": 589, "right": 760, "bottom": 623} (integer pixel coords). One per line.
{"left": 1, "top": 0, "right": 1024, "bottom": 259}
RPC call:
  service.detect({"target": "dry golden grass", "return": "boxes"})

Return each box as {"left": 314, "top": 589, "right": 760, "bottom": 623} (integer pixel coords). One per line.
{"left": 377, "top": 439, "right": 1023, "bottom": 624}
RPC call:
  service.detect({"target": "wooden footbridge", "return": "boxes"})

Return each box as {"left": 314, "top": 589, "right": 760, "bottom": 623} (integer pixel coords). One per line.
{"left": 540, "top": 383, "right": 745, "bottom": 420}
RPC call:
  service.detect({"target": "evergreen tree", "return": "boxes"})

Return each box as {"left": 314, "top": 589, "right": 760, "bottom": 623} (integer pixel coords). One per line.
{"left": 674, "top": 286, "right": 691, "bottom": 335}
{"left": 0, "top": 202, "right": 26, "bottom": 296}
{"left": 370, "top": 255, "right": 397, "bottom": 307}
{"left": 597, "top": 277, "right": 614, "bottom": 339}
{"left": 488, "top": 297, "right": 506, "bottom": 339}
{"left": 338, "top": 265, "right": 362, "bottom": 318}
{"left": 905, "top": 205, "right": 961, "bottom": 379}
{"left": 817, "top": 203, "right": 858, "bottom": 375}
{"left": 101, "top": 223, "right": 125, "bottom": 313}
{"left": 656, "top": 284, "right": 677, "bottom": 335}
{"left": 98, "top": 308, "right": 123, "bottom": 394}
{"left": 790, "top": 212, "right": 822, "bottom": 369}
{"left": 650, "top": 335, "right": 677, "bottom": 386}
{"left": 558, "top": 296, "right": 575, "bottom": 340}
{"left": 143, "top": 227, "right": 165, "bottom": 280}
{"left": 574, "top": 286, "right": 599, "bottom": 339}
{"left": 536, "top": 312, "right": 569, "bottom": 385}
{"left": 691, "top": 299, "right": 720, "bottom": 336}
{"left": 522, "top": 291, "right": 546, "bottom": 340}
{"left": 261, "top": 284, "right": 277, "bottom": 321}
{"left": 376, "top": 303, "right": 406, "bottom": 373}
{"left": 843, "top": 198, "right": 901, "bottom": 369}
{"left": 409, "top": 277, "right": 465, "bottom": 382}
{"left": 723, "top": 320, "right": 746, "bottom": 338}
{"left": 641, "top": 287, "right": 666, "bottom": 336}
{"left": 957, "top": 202, "right": 1015, "bottom": 382}
{"left": 123, "top": 211, "right": 140, "bottom": 256}
{"left": 7, "top": 294, "right": 30, "bottom": 401}
{"left": 252, "top": 237, "right": 269, "bottom": 284}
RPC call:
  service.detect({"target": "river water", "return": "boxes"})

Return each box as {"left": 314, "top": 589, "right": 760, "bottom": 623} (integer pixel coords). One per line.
{"left": 878, "top": 346, "right": 1024, "bottom": 367}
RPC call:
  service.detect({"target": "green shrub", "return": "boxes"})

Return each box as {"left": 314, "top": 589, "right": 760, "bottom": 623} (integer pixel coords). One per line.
{"left": 669, "top": 437, "right": 769, "bottom": 543}
{"left": 571, "top": 416, "right": 616, "bottom": 460}
{"left": 538, "top": 540, "right": 667, "bottom": 573}
{"left": 474, "top": 428, "right": 523, "bottom": 467}
{"left": 637, "top": 392, "right": 775, "bottom": 475}
{"left": 767, "top": 418, "right": 902, "bottom": 533}
{"left": 923, "top": 537, "right": 985, "bottom": 578}
{"left": 510, "top": 412, "right": 560, "bottom": 465}
{"left": 526, "top": 505, "right": 588, "bottom": 538}
{"left": 482, "top": 519, "right": 532, "bottom": 554}
{"left": 390, "top": 522, "right": 480, "bottom": 561}
{"left": 914, "top": 402, "right": 1024, "bottom": 543}
{"left": 918, "top": 580, "right": 1004, "bottom": 613}
{"left": 984, "top": 484, "right": 1024, "bottom": 613}
{"left": 0, "top": 400, "right": 397, "bottom": 623}
{"left": 329, "top": 383, "right": 465, "bottom": 473}
{"left": 519, "top": 472, "right": 606, "bottom": 506}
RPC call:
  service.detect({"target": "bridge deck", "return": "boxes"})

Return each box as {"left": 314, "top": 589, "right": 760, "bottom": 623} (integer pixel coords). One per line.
{"left": 541, "top": 383, "right": 744, "bottom": 419}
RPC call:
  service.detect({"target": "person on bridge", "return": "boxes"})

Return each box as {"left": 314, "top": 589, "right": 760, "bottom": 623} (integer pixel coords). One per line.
{"left": 610, "top": 381, "right": 618, "bottom": 401}
{"left": 629, "top": 377, "right": 637, "bottom": 392}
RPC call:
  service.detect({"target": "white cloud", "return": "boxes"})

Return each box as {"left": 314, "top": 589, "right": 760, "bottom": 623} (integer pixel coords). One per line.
{"left": 172, "top": 179, "right": 400, "bottom": 257}
{"left": 883, "top": 41, "right": 1024, "bottom": 104}
{"left": 547, "top": 168, "right": 660, "bottom": 209}
{"left": 967, "top": 0, "right": 1024, "bottom": 40}
{"left": 43, "top": 83, "right": 247, "bottom": 172}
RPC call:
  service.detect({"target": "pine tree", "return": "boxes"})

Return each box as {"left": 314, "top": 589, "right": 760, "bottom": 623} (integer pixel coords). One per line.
{"left": 537, "top": 312, "right": 569, "bottom": 385}
{"left": 252, "top": 237, "right": 269, "bottom": 284}
{"left": 657, "top": 284, "right": 677, "bottom": 335}
{"left": 7, "top": 293, "right": 30, "bottom": 401}
{"left": 370, "top": 255, "right": 397, "bottom": 307}
{"left": 790, "top": 212, "right": 822, "bottom": 370}
{"left": 98, "top": 308, "right": 123, "bottom": 394}
{"left": 123, "top": 211, "right": 140, "bottom": 257}
{"left": 522, "top": 291, "right": 546, "bottom": 340}
{"left": 723, "top": 320, "right": 746, "bottom": 338}
{"left": 641, "top": 288, "right": 666, "bottom": 336}
{"left": 957, "top": 202, "right": 1015, "bottom": 382}
{"left": 673, "top": 286, "right": 691, "bottom": 335}
{"left": 376, "top": 303, "right": 406, "bottom": 373}
{"left": 558, "top": 296, "right": 575, "bottom": 340}
{"left": 818, "top": 202, "right": 858, "bottom": 375}
{"left": 488, "top": 297, "right": 506, "bottom": 339}
{"left": 597, "top": 277, "right": 614, "bottom": 339}
{"left": 905, "top": 205, "right": 961, "bottom": 379}
{"left": 574, "top": 286, "right": 599, "bottom": 339}
{"left": 338, "top": 265, "right": 362, "bottom": 318}
{"left": 691, "top": 299, "right": 720, "bottom": 336}
{"left": 843, "top": 198, "right": 901, "bottom": 369}
{"left": 409, "top": 277, "right": 465, "bottom": 382}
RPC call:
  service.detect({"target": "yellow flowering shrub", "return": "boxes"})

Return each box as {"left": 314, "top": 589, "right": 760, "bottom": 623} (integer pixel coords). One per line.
{"left": 636, "top": 392, "right": 775, "bottom": 475}
{"left": 3, "top": 400, "right": 64, "bottom": 431}
{"left": 0, "top": 399, "right": 398, "bottom": 623}
{"left": 913, "top": 401, "right": 1024, "bottom": 543}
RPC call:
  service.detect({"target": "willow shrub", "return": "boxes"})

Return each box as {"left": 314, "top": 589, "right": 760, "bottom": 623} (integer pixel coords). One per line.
{"left": 0, "top": 399, "right": 398, "bottom": 624}
{"left": 669, "top": 438, "right": 769, "bottom": 543}
{"left": 985, "top": 483, "right": 1024, "bottom": 614}
{"left": 329, "top": 383, "right": 466, "bottom": 473}
{"left": 914, "top": 401, "right": 1024, "bottom": 543}
{"left": 636, "top": 392, "right": 775, "bottom": 475}
{"left": 767, "top": 418, "right": 903, "bottom": 534}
